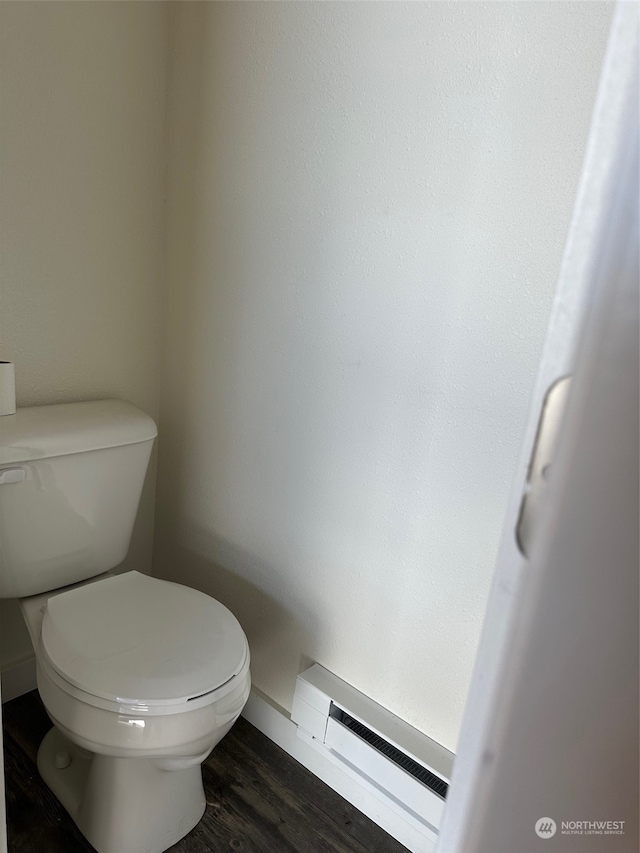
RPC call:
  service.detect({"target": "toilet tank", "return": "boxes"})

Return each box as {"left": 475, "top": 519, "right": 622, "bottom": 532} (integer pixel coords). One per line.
{"left": 0, "top": 400, "right": 157, "bottom": 598}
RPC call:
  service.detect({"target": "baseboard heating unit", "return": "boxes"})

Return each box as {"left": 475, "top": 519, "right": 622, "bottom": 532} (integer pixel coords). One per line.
{"left": 291, "top": 664, "right": 454, "bottom": 848}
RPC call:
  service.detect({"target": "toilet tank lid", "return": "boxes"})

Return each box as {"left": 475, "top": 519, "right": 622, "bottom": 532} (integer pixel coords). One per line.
{"left": 0, "top": 399, "right": 157, "bottom": 465}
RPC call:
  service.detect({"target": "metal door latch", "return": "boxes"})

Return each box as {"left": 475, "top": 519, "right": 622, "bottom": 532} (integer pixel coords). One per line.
{"left": 516, "top": 376, "right": 571, "bottom": 557}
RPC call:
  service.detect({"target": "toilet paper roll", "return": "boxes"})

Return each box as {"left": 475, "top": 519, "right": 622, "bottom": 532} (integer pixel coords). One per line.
{"left": 0, "top": 362, "right": 16, "bottom": 416}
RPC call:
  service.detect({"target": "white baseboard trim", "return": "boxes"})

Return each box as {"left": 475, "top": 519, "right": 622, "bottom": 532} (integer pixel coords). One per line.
{"left": 1, "top": 655, "right": 36, "bottom": 703}
{"left": 241, "top": 688, "right": 436, "bottom": 853}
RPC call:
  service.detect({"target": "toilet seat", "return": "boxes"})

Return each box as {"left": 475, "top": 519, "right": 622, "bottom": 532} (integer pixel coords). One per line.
{"left": 39, "top": 572, "right": 249, "bottom": 709}
{"left": 37, "top": 643, "right": 250, "bottom": 717}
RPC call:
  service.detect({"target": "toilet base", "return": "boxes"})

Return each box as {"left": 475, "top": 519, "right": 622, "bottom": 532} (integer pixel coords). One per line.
{"left": 37, "top": 726, "right": 206, "bottom": 853}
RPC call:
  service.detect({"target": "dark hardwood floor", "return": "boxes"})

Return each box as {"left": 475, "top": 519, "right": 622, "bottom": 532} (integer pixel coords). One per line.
{"left": 3, "top": 690, "right": 408, "bottom": 853}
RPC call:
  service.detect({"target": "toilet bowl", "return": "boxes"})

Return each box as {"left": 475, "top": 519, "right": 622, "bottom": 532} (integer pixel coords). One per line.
{"left": 21, "top": 570, "right": 251, "bottom": 853}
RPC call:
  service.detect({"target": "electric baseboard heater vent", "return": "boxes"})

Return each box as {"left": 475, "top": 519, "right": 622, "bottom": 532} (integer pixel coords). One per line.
{"left": 329, "top": 705, "right": 449, "bottom": 800}
{"left": 291, "top": 664, "right": 454, "bottom": 846}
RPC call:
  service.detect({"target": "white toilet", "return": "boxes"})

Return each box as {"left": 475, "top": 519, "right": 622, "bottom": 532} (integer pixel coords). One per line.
{"left": 0, "top": 399, "right": 251, "bottom": 853}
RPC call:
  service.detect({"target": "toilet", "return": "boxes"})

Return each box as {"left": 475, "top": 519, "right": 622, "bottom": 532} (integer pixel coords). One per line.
{"left": 0, "top": 399, "right": 251, "bottom": 853}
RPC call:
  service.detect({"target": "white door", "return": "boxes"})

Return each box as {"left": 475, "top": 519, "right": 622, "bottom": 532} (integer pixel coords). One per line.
{"left": 437, "top": 3, "right": 639, "bottom": 851}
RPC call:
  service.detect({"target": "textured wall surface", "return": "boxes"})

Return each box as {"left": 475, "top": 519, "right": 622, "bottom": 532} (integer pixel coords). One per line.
{"left": 155, "top": 2, "right": 611, "bottom": 750}
{"left": 0, "top": 0, "right": 611, "bottom": 750}
{"left": 0, "top": 2, "right": 169, "bottom": 669}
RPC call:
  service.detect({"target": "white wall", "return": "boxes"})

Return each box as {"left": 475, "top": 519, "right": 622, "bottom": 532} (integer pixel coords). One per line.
{"left": 156, "top": 2, "right": 611, "bottom": 751}
{"left": 0, "top": 0, "right": 610, "bottom": 752}
{"left": 0, "top": 2, "right": 169, "bottom": 670}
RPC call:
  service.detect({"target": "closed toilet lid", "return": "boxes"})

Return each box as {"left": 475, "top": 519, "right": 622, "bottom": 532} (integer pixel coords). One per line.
{"left": 40, "top": 572, "right": 248, "bottom": 705}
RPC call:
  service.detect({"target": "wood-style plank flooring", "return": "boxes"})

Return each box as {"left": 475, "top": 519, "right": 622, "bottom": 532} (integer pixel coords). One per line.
{"left": 3, "top": 690, "right": 408, "bottom": 853}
